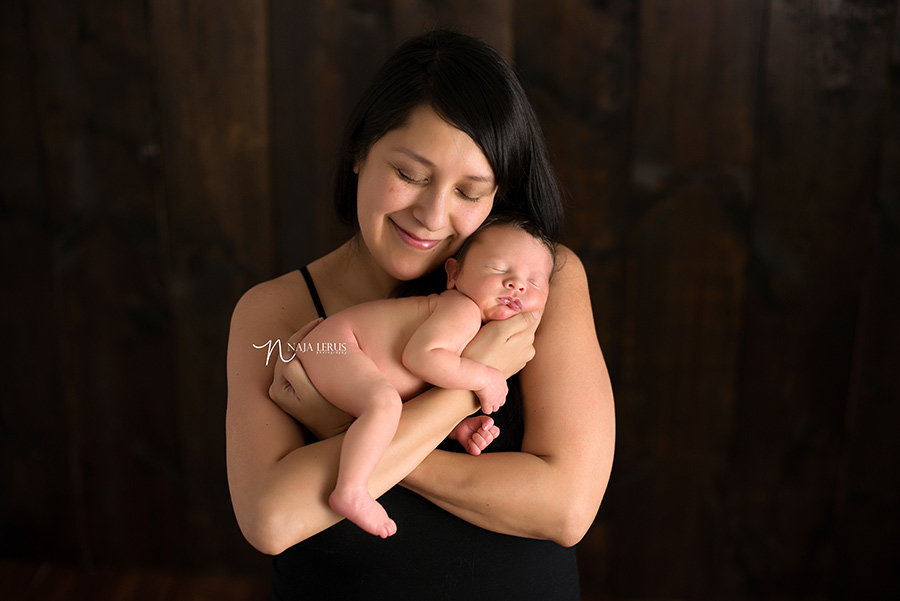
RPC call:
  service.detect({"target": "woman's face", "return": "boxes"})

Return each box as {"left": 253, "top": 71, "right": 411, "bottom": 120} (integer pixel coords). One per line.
{"left": 355, "top": 105, "right": 497, "bottom": 281}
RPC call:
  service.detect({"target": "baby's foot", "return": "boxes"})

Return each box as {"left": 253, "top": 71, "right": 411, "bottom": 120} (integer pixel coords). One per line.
{"left": 329, "top": 487, "right": 397, "bottom": 538}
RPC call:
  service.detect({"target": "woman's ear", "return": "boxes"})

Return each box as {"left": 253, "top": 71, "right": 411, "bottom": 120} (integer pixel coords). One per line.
{"left": 445, "top": 258, "right": 460, "bottom": 289}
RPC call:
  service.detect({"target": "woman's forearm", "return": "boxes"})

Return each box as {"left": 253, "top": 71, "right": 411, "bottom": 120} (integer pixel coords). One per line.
{"left": 402, "top": 443, "right": 608, "bottom": 547}
{"left": 244, "top": 386, "right": 479, "bottom": 553}
{"left": 402, "top": 450, "right": 557, "bottom": 538}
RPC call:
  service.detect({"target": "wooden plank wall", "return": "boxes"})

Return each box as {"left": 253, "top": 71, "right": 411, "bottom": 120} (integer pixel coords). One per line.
{"left": 2, "top": 1, "right": 898, "bottom": 599}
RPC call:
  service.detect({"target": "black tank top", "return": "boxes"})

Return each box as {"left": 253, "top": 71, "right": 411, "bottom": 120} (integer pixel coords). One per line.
{"left": 270, "top": 268, "right": 581, "bottom": 600}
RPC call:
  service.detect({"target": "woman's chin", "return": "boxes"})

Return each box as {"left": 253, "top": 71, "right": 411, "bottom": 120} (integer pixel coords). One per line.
{"left": 388, "top": 255, "right": 444, "bottom": 282}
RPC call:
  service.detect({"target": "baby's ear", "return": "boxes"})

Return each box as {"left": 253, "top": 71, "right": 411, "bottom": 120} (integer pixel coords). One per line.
{"left": 445, "top": 257, "right": 460, "bottom": 289}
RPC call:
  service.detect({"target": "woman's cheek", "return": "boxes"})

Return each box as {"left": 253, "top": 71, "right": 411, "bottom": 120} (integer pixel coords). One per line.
{"left": 458, "top": 202, "right": 494, "bottom": 237}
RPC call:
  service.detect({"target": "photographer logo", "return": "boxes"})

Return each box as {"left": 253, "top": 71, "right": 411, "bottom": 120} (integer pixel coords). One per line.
{"left": 253, "top": 339, "right": 348, "bottom": 365}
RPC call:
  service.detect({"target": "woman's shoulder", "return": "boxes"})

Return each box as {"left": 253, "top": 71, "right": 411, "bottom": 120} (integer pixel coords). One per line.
{"left": 231, "top": 270, "right": 315, "bottom": 331}
{"left": 237, "top": 270, "right": 305, "bottom": 304}
{"left": 538, "top": 243, "right": 593, "bottom": 331}
{"left": 552, "top": 243, "right": 588, "bottom": 287}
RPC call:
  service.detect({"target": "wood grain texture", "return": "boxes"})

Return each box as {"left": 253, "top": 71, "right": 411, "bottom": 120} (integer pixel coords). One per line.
{"left": 0, "top": 561, "right": 269, "bottom": 601}
{"left": 269, "top": 0, "right": 387, "bottom": 273}
{"left": 2, "top": 0, "right": 184, "bottom": 567}
{"left": 724, "top": 1, "right": 898, "bottom": 598}
{"left": 0, "top": 0, "right": 82, "bottom": 563}
{"left": 147, "top": 0, "right": 274, "bottom": 572}
{"left": 2, "top": 1, "right": 899, "bottom": 598}
{"left": 616, "top": 2, "right": 760, "bottom": 595}
{"left": 832, "top": 2, "right": 900, "bottom": 596}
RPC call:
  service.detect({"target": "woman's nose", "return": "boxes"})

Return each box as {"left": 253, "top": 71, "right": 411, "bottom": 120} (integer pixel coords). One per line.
{"left": 412, "top": 187, "right": 449, "bottom": 232}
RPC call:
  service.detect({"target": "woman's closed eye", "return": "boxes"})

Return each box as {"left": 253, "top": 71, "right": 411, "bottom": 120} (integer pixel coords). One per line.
{"left": 456, "top": 188, "right": 480, "bottom": 202}
{"left": 396, "top": 167, "right": 426, "bottom": 184}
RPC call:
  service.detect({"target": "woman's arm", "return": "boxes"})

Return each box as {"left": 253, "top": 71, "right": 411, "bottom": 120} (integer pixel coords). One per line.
{"left": 226, "top": 273, "right": 540, "bottom": 554}
{"left": 403, "top": 292, "right": 507, "bottom": 414}
{"left": 402, "top": 246, "right": 615, "bottom": 546}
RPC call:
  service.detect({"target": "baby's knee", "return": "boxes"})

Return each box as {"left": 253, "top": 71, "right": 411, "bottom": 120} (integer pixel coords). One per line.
{"left": 369, "top": 385, "right": 402, "bottom": 414}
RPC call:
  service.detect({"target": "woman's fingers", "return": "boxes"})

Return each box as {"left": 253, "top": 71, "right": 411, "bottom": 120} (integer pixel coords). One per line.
{"left": 270, "top": 318, "right": 353, "bottom": 439}
{"left": 270, "top": 317, "right": 324, "bottom": 409}
{"left": 270, "top": 359, "right": 353, "bottom": 439}
{"left": 463, "top": 311, "right": 541, "bottom": 378}
{"left": 270, "top": 357, "right": 304, "bottom": 418}
{"left": 495, "top": 311, "right": 541, "bottom": 347}
{"left": 508, "top": 310, "right": 540, "bottom": 343}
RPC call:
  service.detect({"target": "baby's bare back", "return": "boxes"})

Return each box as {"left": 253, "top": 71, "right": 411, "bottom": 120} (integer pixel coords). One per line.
{"left": 299, "top": 295, "right": 438, "bottom": 400}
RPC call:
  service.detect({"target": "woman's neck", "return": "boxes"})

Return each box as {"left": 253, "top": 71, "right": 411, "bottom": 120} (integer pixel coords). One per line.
{"left": 310, "top": 236, "right": 398, "bottom": 311}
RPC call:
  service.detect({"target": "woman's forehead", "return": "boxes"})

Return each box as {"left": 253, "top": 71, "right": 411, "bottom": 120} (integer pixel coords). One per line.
{"left": 378, "top": 106, "right": 495, "bottom": 180}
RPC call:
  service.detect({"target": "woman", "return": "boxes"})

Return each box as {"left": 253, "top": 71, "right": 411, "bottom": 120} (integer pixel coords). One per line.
{"left": 226, "top": 30, "right": 615, "bottom": 600}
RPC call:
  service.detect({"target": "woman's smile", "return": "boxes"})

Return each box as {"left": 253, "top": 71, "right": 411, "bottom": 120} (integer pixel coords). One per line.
{"left": 390, "top": 219, "right": 442, "bottom": 251}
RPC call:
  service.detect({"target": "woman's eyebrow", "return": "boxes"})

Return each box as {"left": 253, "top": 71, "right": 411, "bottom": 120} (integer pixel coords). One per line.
{"left": 391, "top": 147, "right": 495, "bottom": 184}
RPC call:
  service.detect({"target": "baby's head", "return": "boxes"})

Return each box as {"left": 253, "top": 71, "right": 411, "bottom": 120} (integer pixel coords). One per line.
{"left": 445, "top": 213, "right": 556, "bottom": 322}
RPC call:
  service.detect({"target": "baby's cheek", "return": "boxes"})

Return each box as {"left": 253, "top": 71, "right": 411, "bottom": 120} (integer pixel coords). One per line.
{"left": 525, "top": 297, "right": 546, "bottom": 313}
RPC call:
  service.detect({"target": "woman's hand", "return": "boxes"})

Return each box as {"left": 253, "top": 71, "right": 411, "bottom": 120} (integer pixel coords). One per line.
{"left": 269, "top": 320, "right": 353, "bottom": 440}
{"left": 462, "top": 311, "right": 540, "bottom": 379}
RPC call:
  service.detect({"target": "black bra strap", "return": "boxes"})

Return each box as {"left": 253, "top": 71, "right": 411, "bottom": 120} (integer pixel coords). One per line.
{"left": 299, "top": 265, "right": 327, "bottom": 319}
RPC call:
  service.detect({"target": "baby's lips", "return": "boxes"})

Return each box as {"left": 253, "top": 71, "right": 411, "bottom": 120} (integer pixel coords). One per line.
{"left": 498, "top": 296, "right": 523, "bottom": 312}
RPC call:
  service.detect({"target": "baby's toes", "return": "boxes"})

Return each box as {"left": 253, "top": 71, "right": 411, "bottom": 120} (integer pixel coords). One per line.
{"left": 377, "top": 519, "right": 398, "bottom": 539}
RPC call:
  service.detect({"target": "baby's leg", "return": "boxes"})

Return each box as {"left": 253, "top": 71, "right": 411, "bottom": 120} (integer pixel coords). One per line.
{"left": 300, "top": 337, "right": 401, "bottom": 538}
{"left": 329, "top": 378, "right": 400, "bottom": 538}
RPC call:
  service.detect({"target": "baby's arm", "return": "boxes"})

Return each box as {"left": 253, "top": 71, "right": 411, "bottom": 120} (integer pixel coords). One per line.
{"left": 402, "top": 292, "right": 508, "bottom": 414}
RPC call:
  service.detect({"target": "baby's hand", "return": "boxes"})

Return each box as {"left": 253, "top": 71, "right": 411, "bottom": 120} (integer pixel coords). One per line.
{"left": 449, "top": 416, "right": 499, "bottom": 456}
{"left": 476, "top": 370, "right": 507, "bottom": 415}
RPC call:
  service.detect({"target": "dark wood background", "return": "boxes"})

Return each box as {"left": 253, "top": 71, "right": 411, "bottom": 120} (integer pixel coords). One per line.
{"left": 2, "top": 1, "right": 898, "bottom": 599}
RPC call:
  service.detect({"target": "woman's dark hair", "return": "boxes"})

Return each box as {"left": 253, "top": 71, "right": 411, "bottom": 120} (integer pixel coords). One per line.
{"left": 333, "top": 29, "right": 563, "bottom": 241}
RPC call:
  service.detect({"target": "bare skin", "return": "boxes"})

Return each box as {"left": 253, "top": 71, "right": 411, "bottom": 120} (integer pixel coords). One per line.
{"left": 227, "top": 105, "right": 614, "bottom": 559}
{"left": 296, "top": 225, "right": 553, "bottom": 537}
